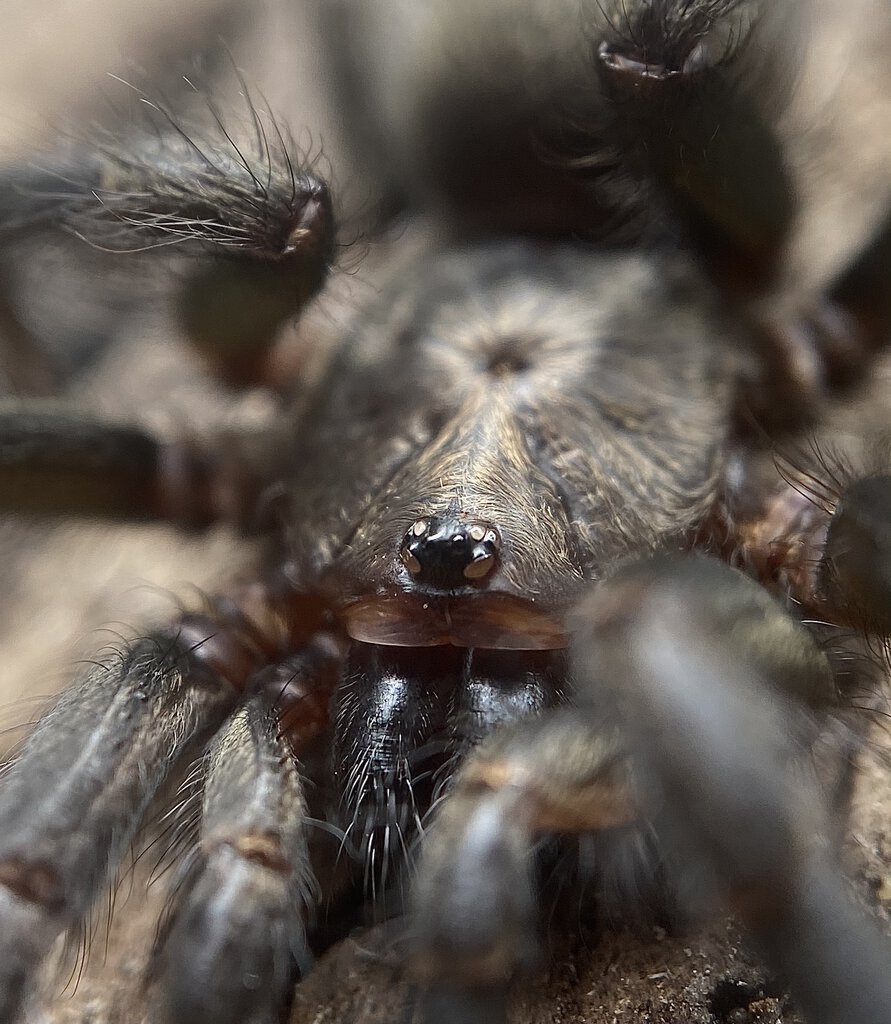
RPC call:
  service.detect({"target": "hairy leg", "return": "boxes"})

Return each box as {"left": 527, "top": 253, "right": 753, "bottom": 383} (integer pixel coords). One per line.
{"left": 572, "top": 555, "right": 891, "bottom": 1024}
{"left": 150, "top": 690, "right": 312, "bottom": 1024}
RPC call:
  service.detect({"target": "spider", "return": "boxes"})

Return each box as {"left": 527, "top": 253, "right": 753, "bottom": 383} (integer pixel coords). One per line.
{"left": 1, "top": 1, "right": 891, "bottom": 1023}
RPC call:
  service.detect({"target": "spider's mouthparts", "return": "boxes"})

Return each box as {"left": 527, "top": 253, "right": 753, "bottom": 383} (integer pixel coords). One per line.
{"left": 343, "top": 591, "right": 568, "bottom": 650}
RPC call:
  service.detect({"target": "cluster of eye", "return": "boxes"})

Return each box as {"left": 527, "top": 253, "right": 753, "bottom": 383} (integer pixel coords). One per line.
{"left": 400, "top": 517, "right": 502, "bottom": 583}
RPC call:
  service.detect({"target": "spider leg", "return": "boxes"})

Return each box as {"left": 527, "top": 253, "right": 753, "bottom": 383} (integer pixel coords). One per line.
{"left": 594, "top": 1, "right": 891, "bottom": 425}
{"left": 150, "top": 689, "right": 312, "bottom": 1024}
{"left": 0, "top": 272, "right": 60, "bottom": 395}
{"left": 821, "top": 474, "right": 891, "bottom": 634}
{"left": 408, "top": 710, "right": 634, "bottom": 1024}
{"left": 715, "top": 452, "right": 891, "bottom": 636}
{"left": 743, "top": 207, "right": 891, "bottom": 427}
{"left": 0, "top": 103, "right": 334, "bottom": 387}
{"left": 0, "top": 575, "right": 333, "bottom": 1021}
{"left": 572, "top": 554, "right": 891, "bottom": 1024}
{"left": 410, "top": 553, "right": 891, "bottom": 1024}
{"left": 825, "top": 209, "right": 891, "bottom": 364}
{"left": 0, "top": 404, "right": 273, "bottom": 529}
{"left": 0, "top": 635, "right": 239, "bottom": 1022}
{"left": 595, "top": 0, "right": 800, "bottom": 288}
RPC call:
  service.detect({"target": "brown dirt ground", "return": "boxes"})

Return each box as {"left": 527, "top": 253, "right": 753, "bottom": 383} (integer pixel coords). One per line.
{"left": 2, "top": 2, "right": 891, "bottom": 1023}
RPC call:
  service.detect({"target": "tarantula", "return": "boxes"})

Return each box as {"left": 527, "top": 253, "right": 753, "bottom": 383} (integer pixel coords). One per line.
{"left": 1, "top": 1, "right": 891, "bottom": 1022}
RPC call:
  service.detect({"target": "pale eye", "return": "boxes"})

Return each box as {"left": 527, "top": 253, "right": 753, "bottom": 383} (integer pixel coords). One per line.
{"left": 463, "top": 552, "right": 496, "bottom": 579}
